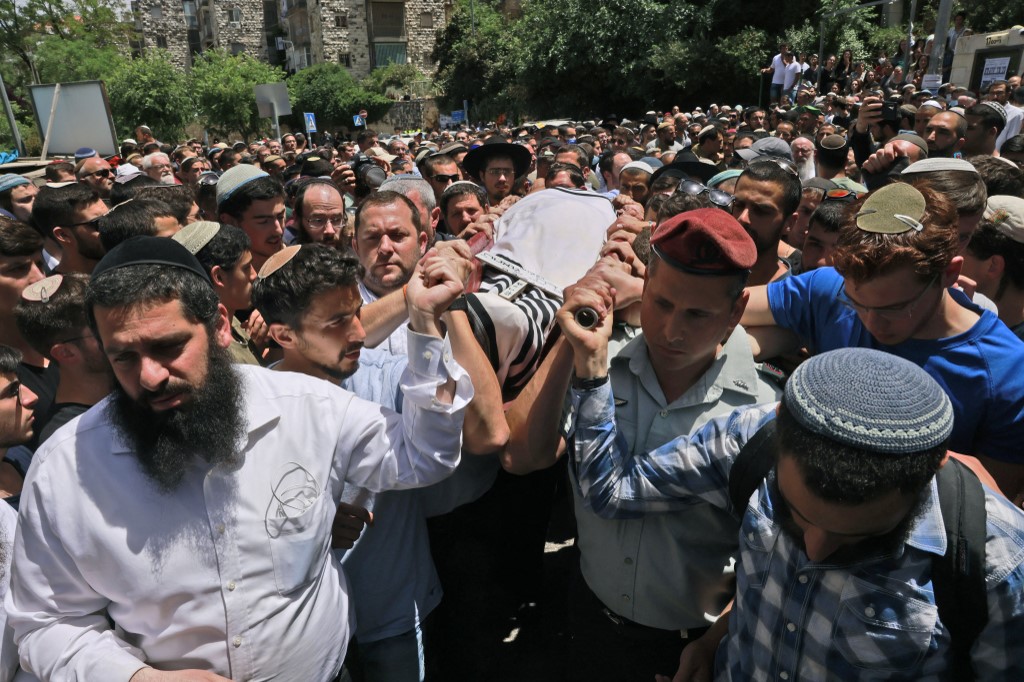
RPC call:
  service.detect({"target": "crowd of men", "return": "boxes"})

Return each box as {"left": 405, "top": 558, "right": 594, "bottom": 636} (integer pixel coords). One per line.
{"left": 0, "top": 59, "right": 1022, "bottom": 682}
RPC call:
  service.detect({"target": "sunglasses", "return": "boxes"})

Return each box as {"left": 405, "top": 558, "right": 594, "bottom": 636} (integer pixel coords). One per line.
{"left": 69, "top": 214, "right": 106, "bottom": 229}
{"left": 749, "top": 156, "right": 799, "bottom": 177}
{"left": 198, "top": 172, "right": 220, "bottom": 186}
{"left": 431, "top": 173, "right": 459, "bottom": 183}
{"left": 82, "top": 168, "right": 112, "bottom": 179}
{"left": 677, "top": 179, "right": 734, "bottom": 209}
{"left": 823, "top": 188, "right": 861, "bottom": 203}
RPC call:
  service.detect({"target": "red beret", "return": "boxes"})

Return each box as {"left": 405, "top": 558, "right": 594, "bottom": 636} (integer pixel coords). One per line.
{"left": 651, "top": 208, "right": 756, "bottom": 274}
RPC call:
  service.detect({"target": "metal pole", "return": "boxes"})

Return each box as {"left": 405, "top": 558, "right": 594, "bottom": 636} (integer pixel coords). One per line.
{"left": 906, "top": 0, "right": 917, "bottom": 73}
{"left": 272, "top": 100, "right": 281, "bottom": 141}
{"left": 0, "top": 71, "right": 26, "bottom": 157}
{"left": 818, "top": 20, "right": 826, "bottom": 91}
{"left": 929, "top": 0, "right": 953, "bottom": 77}
{"left": 39, "top": 83, "right": 61, "bottom": 162}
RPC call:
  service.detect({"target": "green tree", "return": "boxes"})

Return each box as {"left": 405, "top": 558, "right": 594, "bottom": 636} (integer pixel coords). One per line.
{"left": 192, "top": 49, "right": 286, "bottom": 141}
{"left": 33, "top": 33, "right": 125, "bottom": 85}
{"left": 106, "top": 51, "right": 194, "bottom": 142}
{"left": 432, "top": 0, "right": 511, "bottom": 118}
{"left": 362, "top": 62, "right": 427, "bottom": 98}
{"left": 287, "top": 63, "right": 391, "bottom": 130}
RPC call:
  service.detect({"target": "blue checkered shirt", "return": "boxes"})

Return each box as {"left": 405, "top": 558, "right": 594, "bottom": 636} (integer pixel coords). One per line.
{"left": 570, "top": 383, "right": 1024, "bottom": 680}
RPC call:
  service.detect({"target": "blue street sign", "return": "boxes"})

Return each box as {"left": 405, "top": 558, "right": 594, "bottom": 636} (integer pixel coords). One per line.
{"left": 451, "top": 110, "right": 465, "bottom": 122}
{"left": 304, "top": 112, "right": 317, "bottom": 133}
{"left": 353, "top": 115, "right": 365, "bottom": 127}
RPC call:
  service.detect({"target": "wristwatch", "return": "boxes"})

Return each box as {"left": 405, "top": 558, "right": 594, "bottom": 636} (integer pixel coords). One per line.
{"left": 571, "top": 375, "right": 609, "bottom": 390}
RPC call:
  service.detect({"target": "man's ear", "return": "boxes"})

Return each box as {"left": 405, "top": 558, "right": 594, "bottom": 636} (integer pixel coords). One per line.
{"left": 52, "top": 226, "right": 74, "bottom": 248}
{"left": 49, "top": 342, "right": 77, "bottom": 364}
{"left": 213, "top": 303, "right": 232, "bottom": 349}
{"left": 268, "top": 322, "right": 297, "bottom": 349}
{"left": 943, "top": 256, "right": 964, "bottom": 288}
{"left": 210, "top": 264, "right": 227, "bottom": 289}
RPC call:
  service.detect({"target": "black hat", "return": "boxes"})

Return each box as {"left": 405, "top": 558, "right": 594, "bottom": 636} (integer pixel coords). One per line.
{"left": 92, "top": 235, "right": 211, "bottom": 284}
{"left": 462, "top": 140, "right": 532, "bottom": 181}
{"left": 650, "top": 151, "right": 718, "bottom": 184}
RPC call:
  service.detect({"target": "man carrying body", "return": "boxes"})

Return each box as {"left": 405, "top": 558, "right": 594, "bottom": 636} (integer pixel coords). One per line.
{"left": 506, "top": 209, "right": 781, "bottom": 681}
{"left": 566, "top": 345, "right": 1024, "bottom": 680}
{"left": 8, "top": 235, "right": 473, "bottom": 680}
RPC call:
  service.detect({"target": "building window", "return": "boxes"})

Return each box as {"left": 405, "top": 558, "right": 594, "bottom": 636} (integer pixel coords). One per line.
{"left": 419, "top": 12, "right": 433, "bottom": 29}
{"left": 231, "top": 42, "right": 245, "bottom": 55}
{"left": 374, "top": 43, "right": 406, "bottom": 66}
{"left": 150, "top": 6, "right": 163, "bottom": 19}
{"left": 423, "top": 51, "right": 434, "bottom": 66}
{"left": 225, "top": 8, "right": 242, "bottom": 24}
{"left": 339, "top": 52, "right": 352, "bottom": 67}
{"left": 183, "top": 0, "right": 198, "bottom": 29}
{"left": 335, "top": 13, "right": 348, "bottom": 28}
{"left": 156, "top": 36, "right": 168, "bottom": 48}
{"left": 371, "top": 2, "right": 405, "bottom": 39}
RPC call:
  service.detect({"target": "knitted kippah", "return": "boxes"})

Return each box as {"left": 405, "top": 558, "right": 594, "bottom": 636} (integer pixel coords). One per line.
{"left": 216, "top": 165, "right": 268, "bottom": 207}
{"left": 783, "top": 348, "right": 953, "bottom": 453}
{"left": 0, "top": 174, "right": 30, "bottom": 194}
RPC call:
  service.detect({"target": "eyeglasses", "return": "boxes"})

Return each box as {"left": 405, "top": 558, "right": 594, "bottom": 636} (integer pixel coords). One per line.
{"left": 306, "top": 214, "right": 346, "bottom": 229}
{"left": 823, "top": 188, "right": 861, "bottom": 203}
{"left": 69, "top": 213, "right": 106, "bottom": 229}
{"left": 485, "top": 168, "right": 515, "bottom": 178}
{"left": 198, "top": 172, "right": 220, "bottom": 186}
{"left": 431, "top": 173, "right": 459, "bottom": 183}
{"left": 677, "top": 179, "right": 735, "bottom": 209}
{"left": 837, "top": 275, "right": 938, "bottom": 320}
{"left": 82, "top": 168, "right": 112, "bottom": 179}
{"left": 749, "top": 156, "right": 799, "bottom": 177}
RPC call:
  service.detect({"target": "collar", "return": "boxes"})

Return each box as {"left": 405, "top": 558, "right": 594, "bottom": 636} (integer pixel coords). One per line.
{"left": 904, "top": 477, "right": 947, "bottom": 557}
{"left": 613, "top": 325, "right": 763, "bottom": 405}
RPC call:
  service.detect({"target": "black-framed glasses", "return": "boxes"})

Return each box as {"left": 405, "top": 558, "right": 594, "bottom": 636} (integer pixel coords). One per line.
{"left": 823, "top": 188, "right": 861, "bottom": 203}
{"left": 431, "top": 173, "right": 459, "bottom": 183}
{"left": 836, "top": 275, "right": 938, "bottom": 320}
{"left": 677, "top": 179, "right": 735, "bottom": 209}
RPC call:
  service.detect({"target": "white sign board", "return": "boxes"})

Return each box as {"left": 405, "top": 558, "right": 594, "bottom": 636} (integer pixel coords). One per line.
{"left": 921, "top": 74, "right": 943, "bottom": 92}
{"left": 28, "top": 81, "right": 117, "bottom": 157}
{"left": 980, "top": 57, "right": 1010, "bottom": 91}
{"left": 254, "top": 82, "right": 291, "bottom": 118}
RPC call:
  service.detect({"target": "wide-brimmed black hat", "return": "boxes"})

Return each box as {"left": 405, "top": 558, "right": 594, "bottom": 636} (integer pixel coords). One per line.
{"left": 462, "top": 139, "right": 532, "bottom": 181}
{"left": 650, "top": 151, "right": 719, "bottom": 185}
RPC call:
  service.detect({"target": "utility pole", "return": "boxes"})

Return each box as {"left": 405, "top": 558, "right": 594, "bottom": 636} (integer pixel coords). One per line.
{"left": 929, "top": 0, "right": 954, "bottom": 77}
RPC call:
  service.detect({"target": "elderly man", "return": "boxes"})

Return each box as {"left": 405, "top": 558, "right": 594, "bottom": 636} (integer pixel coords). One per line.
{"left": 7, "top": 236, "right": 473, "bottom": 681}
{"left": 141, "top": 153, "right": 176, "bottom": 185}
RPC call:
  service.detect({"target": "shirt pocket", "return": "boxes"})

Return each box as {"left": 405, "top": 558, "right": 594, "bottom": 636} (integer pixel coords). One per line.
{"left": 265, "top": 486, "right": 331, "bottom": 595}
{"left": 737, "top": 504, "right": 779, "bottom": 589}
{"left": 832, "top": 576, "right": 938, "bottom": 673}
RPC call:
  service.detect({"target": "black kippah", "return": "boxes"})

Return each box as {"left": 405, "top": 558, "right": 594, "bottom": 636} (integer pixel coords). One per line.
{"left": 91, "top": 235, "right": 212, "bottom": 284}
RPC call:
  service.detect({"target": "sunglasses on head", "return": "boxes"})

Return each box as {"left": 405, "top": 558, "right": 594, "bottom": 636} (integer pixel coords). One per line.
{"left": 677, "top": 179, "right": 735, "bottom": 209}
{"left": 823, "top": 188, "right": 861, "bottom": 203}
{"left": 749, "top": 156, "right": 799, "bottom": 177}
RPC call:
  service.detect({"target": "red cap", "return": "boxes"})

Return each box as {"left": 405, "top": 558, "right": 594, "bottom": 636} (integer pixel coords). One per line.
{"left": 651, "top": 208, "right": 756, "bottom": 274}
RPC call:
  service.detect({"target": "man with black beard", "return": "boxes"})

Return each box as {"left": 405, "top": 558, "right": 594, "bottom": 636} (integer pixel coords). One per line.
{"left": 564, "top": 346, "right": 1024, "bottom": 681}
{"left": 7, "top": 236, "right": 473, "bottom": 681}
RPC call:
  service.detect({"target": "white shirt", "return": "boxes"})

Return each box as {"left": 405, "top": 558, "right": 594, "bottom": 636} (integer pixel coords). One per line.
{"left": 0, "top": 502, "right": 17, "bottom": 682}
{"left": 358, "top": 281, "right": 408, "bottom": 358}
{"left": 770, "top": 54, "right": 786, "bottom": 85}
{"left": 997, "top": 103, "right": 1023, "bottom": 151}
{"left": 783, "top": 61, "right": 802, "bottom": 93}
{"left": 8, "top": 330, "right": 472, "bottom": 681}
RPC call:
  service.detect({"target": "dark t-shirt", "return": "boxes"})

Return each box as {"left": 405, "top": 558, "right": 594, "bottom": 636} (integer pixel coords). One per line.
{"left": 17, "top": 362, "right": 60, "bottom": 450}
{"left": 39, "top": 402, "right": 91, "bottom": 445}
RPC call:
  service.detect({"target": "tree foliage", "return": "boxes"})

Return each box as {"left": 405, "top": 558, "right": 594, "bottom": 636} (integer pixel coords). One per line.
{"left": 191, "top": 49, "right": 285, "bottom": 141}
{"left": 362, "top": 63, "right": 427, "bottom": 98}
{"left": 287, "top": 63, "right": 392, "bottom": 130}
{"left": 33, "top": 33, "right": 124, "bottom": 85}
{"left": 106, "top": 51, "right": 194, "bottom": 142}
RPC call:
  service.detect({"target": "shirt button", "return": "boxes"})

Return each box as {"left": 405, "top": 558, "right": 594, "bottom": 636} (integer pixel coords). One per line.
{"left": 798, "top": 575, "right": 808, "bottom": 584}
{"left": 864, "top": 607, "right": 876, "bottom": 618}
{"left": 786, "top": 622, "right": 796, "bottom": 632}
{"left": 624, "top": 557, "right": 633, "bottom": 565}
{"left": 659, "top": 410, "right": 668, "bottom": 418}
{"left": 227, "top": 581, "right": 237, "bottom": 591}
{"left": 443, "top": 352, "right": 451, "bottom": 363}
{"left": 621, "top": 594, "right": 631, "bottom": 602}
{"left": 780, "top": 672, "right": 789, "bottom": 680}
{"left": 216, "top": 524, "right": 225, "bottom": 534}
{"left": 233, "top": 636, "right": 242, "bottom": 647}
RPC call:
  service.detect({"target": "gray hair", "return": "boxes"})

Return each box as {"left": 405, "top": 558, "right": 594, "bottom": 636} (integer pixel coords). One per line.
{"left": 379, "top": 175, "right": 436, "bottom": 212}
{"left": 141, "top": 152, "right": 171, "bottom": 170}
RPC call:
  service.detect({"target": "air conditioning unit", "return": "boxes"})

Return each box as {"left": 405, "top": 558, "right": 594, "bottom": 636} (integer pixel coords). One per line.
{"left": 228, "top": 20, "right": 241, "bottom": 29}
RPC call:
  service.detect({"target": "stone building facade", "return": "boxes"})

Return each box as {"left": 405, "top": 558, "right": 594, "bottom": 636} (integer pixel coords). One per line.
{"left": 132, "top": 0, "right": 272, "bottom": 70}
{"left": 285, "top": 0, "right": 448, "bottom": 78}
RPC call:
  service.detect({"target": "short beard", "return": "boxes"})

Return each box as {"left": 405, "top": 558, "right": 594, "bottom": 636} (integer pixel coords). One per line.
{"left": 107, "top": 341, "right": 246, "bottom": 493}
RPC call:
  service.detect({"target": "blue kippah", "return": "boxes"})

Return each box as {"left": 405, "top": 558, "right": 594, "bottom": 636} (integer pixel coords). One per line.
{"left": 0, "top": 174, "right": 30, "bottom": 194}
{"left": 783, "top": 348, "right": 953, "bottom": 454}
